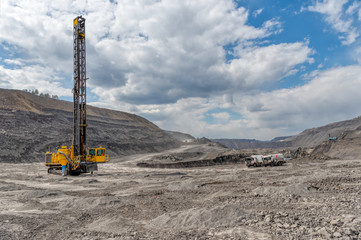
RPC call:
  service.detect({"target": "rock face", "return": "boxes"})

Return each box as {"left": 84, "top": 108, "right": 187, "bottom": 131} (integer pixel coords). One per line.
{"left": 165, "top": 131, "right": 195, "bottom": 142}
{"left": 213, "top": 116, "right": 361, "bottom": 150}
{"left": 212, "top": 138, "right": 292, "bottom": 150}
{"left": 0, "top": 89, "right": 180, "bottom": 162}
{"left": 285, "top": 116, "right": 361, "bottom": 147}
{"left": 311, "top": 125, "right": 361, "bottom": 159}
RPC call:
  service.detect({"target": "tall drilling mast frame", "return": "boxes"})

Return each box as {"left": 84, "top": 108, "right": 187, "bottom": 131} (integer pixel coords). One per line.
{"left": 73, "top": 16, "right": 87, "bottom": 159}
{"left": 44, "top": 16, "right": 109, "bottom": 176}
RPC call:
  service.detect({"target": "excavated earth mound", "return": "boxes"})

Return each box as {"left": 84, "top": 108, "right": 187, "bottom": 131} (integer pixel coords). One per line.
{"left": 311, "top": 125, "right": 361, "bottom": 160}
{"left": 285, "top": 116, "right": 361, "bottom": 147}
{"left": 213, "top": 115, "right": 361, "bottom": 151}
{"left": 0, "top": 89, "right": 180, "bottom": 162}
{"left": 135, "top": 143, "right": 245, "bottom": 168}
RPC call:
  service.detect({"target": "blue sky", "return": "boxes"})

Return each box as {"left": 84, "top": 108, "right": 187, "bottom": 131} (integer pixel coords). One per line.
{"left": 1, "top": 0, "right": 361, "bottom": 140}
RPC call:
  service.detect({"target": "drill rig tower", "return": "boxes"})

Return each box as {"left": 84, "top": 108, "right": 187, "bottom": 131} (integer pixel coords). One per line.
{"left": 73, "top": 16, "right": 87, "bottom": 159}
{"left": 45, "top": 16, "right": 109, "bottom": 175}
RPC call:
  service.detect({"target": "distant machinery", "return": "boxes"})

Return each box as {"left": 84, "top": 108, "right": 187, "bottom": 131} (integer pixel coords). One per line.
{"left": 45, "top": 16, "right": 109, "bottom": 175}
{"left": 328, "top": 134, "right": 338, "bottom": 141}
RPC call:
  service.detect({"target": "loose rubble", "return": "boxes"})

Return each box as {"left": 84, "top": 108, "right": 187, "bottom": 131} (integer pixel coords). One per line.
{"left": 0, "top": 144, "right": 360, "bottom": 239}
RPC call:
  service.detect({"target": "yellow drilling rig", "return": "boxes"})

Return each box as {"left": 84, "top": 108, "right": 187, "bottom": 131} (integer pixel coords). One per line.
{"left": 45, "top": 16, "right": 109, "bottom": 175}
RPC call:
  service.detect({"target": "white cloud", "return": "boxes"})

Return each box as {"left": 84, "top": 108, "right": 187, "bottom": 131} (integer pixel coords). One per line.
{"left": 346, "top": 1, "right": 361, "bottom": 15}
{"left": 118, "top": 65, "right": 361, "bottom": 140}
{"left": 228, "top": 42, "right": 313, "bottom": 87}
{"left": 211, "top": 112, "right": 231, "bottom": 122}
{"left": 4, "top": 59, "right": 23, "bottom": 66}
{"left": 1, "top": 0, "right": 300, "bottom": 102}
{"left": 88, "top": 0, "right": 289, "bottom": 104}
{"left": 0, "top": 64, "right": 72, "bottom": 97}
{"left": 354, "top": 47, "right": 361, "bottom": 64}
{"left": 237, "top": 65, "right": 361, "bottom": 138}
{"left": 307, "top": 0, "right": 361, "bottom": 45}
{"left": 0, "top": 1, "right": 74, "bottom": 72}
{"left": 253, "top": 8, "right": 263, "bottom": 17}
{"left": 4, "top": 0, "right": 353, "bottom": 140}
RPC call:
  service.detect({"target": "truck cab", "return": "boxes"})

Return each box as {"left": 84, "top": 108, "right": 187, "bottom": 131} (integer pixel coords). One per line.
{"left": 245, "top": 155, "right": 263, "bottom": 167}
{"left": 245, "top": 157, "right": 255, "bottom": 167}
{"left": 262, "top": 155, "right": 272, "bottom": 167}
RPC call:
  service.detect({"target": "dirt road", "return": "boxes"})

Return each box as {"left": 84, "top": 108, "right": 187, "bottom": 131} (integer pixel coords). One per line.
{"left": 0, "top": 145, "right": 360, "bottom": 239}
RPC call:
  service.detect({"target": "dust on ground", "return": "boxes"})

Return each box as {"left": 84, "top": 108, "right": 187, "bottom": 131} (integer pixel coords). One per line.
{"left": 0, "top": 144, "right": 360, "bottom": 239}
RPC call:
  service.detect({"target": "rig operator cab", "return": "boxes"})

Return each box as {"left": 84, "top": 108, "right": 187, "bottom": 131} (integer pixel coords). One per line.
{"left": 88, "top": 148, "right": 108, "bottom": 163}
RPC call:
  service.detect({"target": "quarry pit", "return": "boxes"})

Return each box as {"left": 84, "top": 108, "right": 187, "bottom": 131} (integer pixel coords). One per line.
{"left": 0, "top": 144, "right": 360, "bottom": 239}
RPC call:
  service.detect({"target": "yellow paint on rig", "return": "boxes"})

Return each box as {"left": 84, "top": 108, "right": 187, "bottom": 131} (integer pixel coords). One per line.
{"left": 88, "top": 148, "right": 109, "bottom": 163}
{"left": 45, "top": 146, "right": 71, "bottom": 166}
{"left": 73, "top": 18, "right": 78, "bottom": 26}
{"left": 70, "top": 144, "right": 75, "bottom": 161}
{"left": 45, "top": 146, "right": 109, "bottom": 168}
{"left": 77, "top": 31, "right": 85, "bottom": 38}
{"left": 58, "top": 146, "right": 70, "bottom": 166}
{"left": 45, "top": 152, "right": 56, "bottom": 166}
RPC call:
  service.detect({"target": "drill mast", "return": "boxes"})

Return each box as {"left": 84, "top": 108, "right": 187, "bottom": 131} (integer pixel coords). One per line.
{"left": 73, "top": 16, "right": 87, "bottom": 158}
{"left": 45, "top": 16, "right": 109, "bottom": 175}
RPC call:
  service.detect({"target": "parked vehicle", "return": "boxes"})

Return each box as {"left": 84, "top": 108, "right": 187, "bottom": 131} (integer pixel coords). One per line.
{"left": 245, "top": 155, "right": 263, "bottom": 167}
{"left": 329, "top": 134, "right": 338, "bottom": 141}
{"left": 270, "top": 154, "right": 286, "bottom": 166}
{"left": 244, "top": 157, "right": 254, "bottom": 167}
{"left": 246, "top": 154, "right": 286, "bottom": 168}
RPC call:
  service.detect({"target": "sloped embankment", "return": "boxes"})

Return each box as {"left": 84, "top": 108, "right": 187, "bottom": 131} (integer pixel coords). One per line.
{"left": 0, "top": 89, "right": 180, "bottom": 162}
{"left": 311, "top": 125, "right": 361, "bottom": 160}
{"left": 137, "top": 153, "right": 245, "bottom": 168}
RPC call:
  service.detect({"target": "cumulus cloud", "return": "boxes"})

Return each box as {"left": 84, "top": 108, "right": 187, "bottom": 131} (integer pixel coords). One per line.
{"left": 89, "top": 0, "right": 288, "bottom": 104}
{"left": 242, "top": 65, "right": 361, "bottom": 133}
{"left": 2, "top": 0, "right": 309, "bottom": 104}
{"left": 0, "top": 64, "right": 72, "bottom": 97}
{"left": 123, "top": 65, "right": 361, "bottom": 140}
{"left": 4, "top": 0, "right": 353, "bottom": 140}
{"left": 253, "top": 8, "right": 264, "bottom": 17}
{"left": 211, "top": 112, "right": 231, "bottom": 121}
{"left": 0, "top": 1, "right": 74, "bottom": 72}
{"left": 307, "top": 0, "right": 361, "bottom": 45}
{"left": 354, "top": 46, "right": 361, "bottom": 64}
{"left": 87, "top": 1, "right": 312, "bottom": 105}
{"left": 227, "top": 42, "right": 313, "bottom": 88}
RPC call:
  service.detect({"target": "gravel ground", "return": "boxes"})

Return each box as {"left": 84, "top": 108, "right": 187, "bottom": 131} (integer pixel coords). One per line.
{"left": 0, "top": 144, "right": 360, "bottom": 240}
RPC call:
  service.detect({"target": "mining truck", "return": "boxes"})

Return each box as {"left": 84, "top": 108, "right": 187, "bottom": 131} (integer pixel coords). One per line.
{"left": 329, "top": 134, "right": 338, "bottom": 141}
{"left": 262, "top": 154, "right": 285, "bottom": 166}
{"left": 270, "top": 154, "right": 285, "bottom": 166}
{"left": 45, "top": 16, "right": 109, "bottom": 175}
{"left": 245, "top": 155, "right": 263, "bottom": 167}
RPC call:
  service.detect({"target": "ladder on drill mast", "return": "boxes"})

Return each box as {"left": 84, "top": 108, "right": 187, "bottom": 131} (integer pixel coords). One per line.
{"left": 73, "top": 16, "right": 87, "bottom": 160}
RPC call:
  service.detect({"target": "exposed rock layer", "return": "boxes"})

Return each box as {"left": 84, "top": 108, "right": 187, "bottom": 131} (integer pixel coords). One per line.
{"left": 0, "top": 89, "right": 180, "bottom": 162}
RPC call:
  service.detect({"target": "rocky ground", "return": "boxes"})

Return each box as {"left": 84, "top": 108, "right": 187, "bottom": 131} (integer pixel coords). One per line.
{"left": 0, "top": 144, "right": 360, "bottom": 239}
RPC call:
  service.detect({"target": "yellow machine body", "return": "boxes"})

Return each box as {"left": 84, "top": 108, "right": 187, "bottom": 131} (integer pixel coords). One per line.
{"left": 45, "top": 146, "right": 70, "bottom": 166}
{"left": 45, "top": 145, "right": 109, "bottom": 174}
